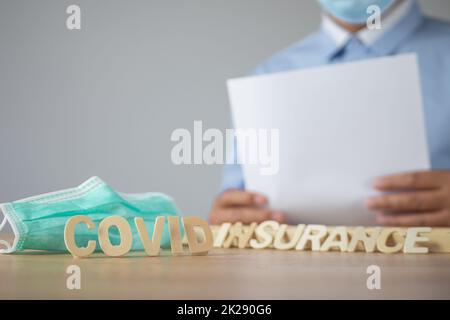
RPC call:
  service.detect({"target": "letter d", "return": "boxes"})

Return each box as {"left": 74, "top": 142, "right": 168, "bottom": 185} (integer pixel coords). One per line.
{"left": 182, "top": 216, "right": 213, "bottom": 254}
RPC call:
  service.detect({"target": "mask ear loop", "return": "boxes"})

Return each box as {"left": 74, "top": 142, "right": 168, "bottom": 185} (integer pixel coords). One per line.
{"left": 0, "top": 215, "right": 13, "bottom": 253}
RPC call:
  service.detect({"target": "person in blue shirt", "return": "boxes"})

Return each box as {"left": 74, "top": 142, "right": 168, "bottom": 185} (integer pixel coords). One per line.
{"left": 209, "top": 0, "right": 450, "bottom": 227}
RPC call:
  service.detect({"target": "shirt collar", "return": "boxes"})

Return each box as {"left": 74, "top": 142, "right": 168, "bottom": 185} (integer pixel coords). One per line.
{"left": 320, "top": 0, "right": 424, "bottom": 58}
{"left": 321, "top": 14, "right": 351, "bottom": 48}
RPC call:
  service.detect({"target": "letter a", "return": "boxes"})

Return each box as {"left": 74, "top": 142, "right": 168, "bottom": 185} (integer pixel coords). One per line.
{"left": 367, "top": 5, "right": 381, "bottom": 30}
{"left": 366, "top": 265, "right": 381, "bottom": 290}
{"left": 66, "top": 265, "right": 81, "bottom": 290}
{"left": 66, "top": 5, "right": 81, "bottom": 30}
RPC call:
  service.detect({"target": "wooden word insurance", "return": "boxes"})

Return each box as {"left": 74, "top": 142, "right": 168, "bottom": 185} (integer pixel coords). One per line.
{"left": 64, "top": 215, "right": 213, "bottom": 258}
{"left": 211, "top": 222, "right": 450, "bottom": 254}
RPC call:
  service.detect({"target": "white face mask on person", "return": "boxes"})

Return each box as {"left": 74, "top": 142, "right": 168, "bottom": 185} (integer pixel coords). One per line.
{"left": 317, "top": 0, "right": 395, "bottom": 24}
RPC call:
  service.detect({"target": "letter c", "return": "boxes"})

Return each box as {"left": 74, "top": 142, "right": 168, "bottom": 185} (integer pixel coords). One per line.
{"left": 376, "top": 228, "right": 405, "bottom": 253}
{"left": 64, "top": 215, "right": 96, "bottom": 257}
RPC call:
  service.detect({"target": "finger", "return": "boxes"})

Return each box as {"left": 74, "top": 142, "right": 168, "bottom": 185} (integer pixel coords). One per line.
{"left": 216, "top": 190, "right": 267, "bottom": 207}
{"left": 365, "top": 191, "right": 445, "bottom": 212}
{"left": 376, "top": 210, "right": 450, "bottom": 227}
{"left": 213, "top": 207, "right": 272, "bottom": 224}
{"left": 374, "top": 171, "right": 443, "bottom": 191}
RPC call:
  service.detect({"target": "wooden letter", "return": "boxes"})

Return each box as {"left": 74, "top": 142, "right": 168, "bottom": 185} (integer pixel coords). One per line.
{"left": 403, "top": 227, "right": 431, "bottom": 254}
{"left": 98, "top": 216, "right": 133, "bottom": 257}
{"left": 135, "top": 216, "right": 165, "bottom": 256}
{"left": 183, "top": 216, "right": 213, "bottom": 254}
{"left": 213, "top": 223, "right": 231, "bottom": 248}
{"left": 168, "top": 216, "right": 184, "bottom": 255}
{"left": 376, "top": 228, "right": 405, "bottom": 254}
{"left": 296, "top": 225, "right": 327, "bottom": 251}
{"left": 274, "top": 224, "right": 305, "bottom": 250}
{"left": 347, "top": 227, "right": 381, "bottom": 253}
{"left": 320, "top": 226, "right": 348, "bottom": 252}
{"left": 224, "top": 222, "right": 257, "bottom": 249}
{"left": 64, "top": 215, "right": 96, "bottom": 258}
{"left": 250, "top": 221, "right": 279, "bottom": 249}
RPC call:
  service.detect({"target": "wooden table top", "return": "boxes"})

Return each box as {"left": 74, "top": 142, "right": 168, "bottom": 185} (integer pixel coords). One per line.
{"left": 1, "top": 245, "right": 450, "bottom": 299}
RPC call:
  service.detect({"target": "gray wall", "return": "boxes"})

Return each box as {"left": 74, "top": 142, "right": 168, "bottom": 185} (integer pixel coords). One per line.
{"left": 1, "top": 0, "right": 450, "bottom": 219}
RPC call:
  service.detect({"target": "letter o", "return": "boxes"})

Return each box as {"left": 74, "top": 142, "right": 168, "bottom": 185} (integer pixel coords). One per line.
{"left": 98, "top": 216, "right": 133, "bottom": 257}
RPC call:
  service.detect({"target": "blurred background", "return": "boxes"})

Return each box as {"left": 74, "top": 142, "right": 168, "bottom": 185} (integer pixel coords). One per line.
{"left": 1, "top": 0, "right": 450, "bottom": 219}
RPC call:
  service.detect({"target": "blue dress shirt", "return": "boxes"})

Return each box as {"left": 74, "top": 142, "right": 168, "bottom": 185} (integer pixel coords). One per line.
{"left": 221, "top": 0, "right": 450, "bottom": 191}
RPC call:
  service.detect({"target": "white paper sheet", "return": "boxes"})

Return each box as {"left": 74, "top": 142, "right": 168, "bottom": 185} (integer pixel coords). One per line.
{"left": 227, "top": 54, "right": 430, "bottom": 226}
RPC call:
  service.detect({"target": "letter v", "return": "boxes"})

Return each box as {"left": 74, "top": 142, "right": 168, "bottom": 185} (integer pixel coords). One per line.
{"left": 135, "top": 216, "right": 165, "bottom": 256}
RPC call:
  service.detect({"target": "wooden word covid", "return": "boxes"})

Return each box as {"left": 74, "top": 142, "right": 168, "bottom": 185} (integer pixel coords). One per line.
{"left": 64, "top": 215, "right": 213, "bottom": 258}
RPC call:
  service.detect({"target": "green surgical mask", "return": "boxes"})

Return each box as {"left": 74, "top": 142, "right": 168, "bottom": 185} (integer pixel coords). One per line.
{"left": 0, "top": 177, "right": 180, "bottom": 254}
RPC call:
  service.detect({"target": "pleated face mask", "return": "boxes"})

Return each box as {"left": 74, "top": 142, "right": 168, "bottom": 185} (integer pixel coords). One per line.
{"left": 0, "top": 177, "right": 179, "bottom": 254}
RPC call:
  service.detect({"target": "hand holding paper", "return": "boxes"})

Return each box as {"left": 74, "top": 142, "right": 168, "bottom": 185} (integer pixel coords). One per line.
{"left": 367, "top": 170, "right": 450, "bottom": 226}
{"left": 227, "top": 54, "right": 430, "bottom": 226}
